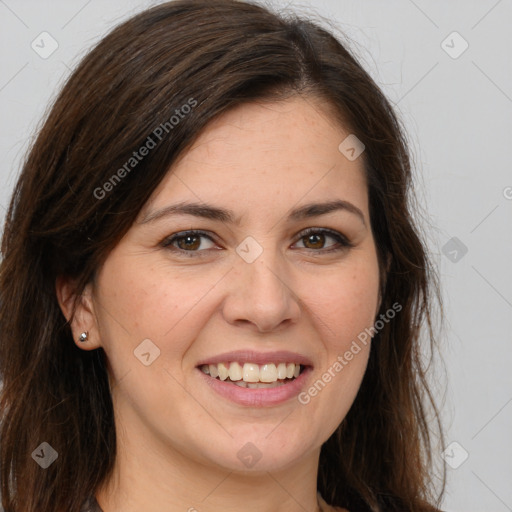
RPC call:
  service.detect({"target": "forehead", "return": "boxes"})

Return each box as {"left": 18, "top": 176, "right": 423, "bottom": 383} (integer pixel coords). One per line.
{"left": 140, "top": 96, "right": 369, "bottom": 220}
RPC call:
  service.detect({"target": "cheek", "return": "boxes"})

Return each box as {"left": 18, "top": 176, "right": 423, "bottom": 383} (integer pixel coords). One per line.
{"left": 94, "top": 256, "right": 222, "bottom": 358}
{"left": 300, "top": 261, "right": 378, "bottom": 429}
{"left": 304, "top": 258, "right": 380, "bottom": 352}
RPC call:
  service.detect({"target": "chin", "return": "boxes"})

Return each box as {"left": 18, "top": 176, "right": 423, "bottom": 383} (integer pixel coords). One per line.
{"left": 200, "top": 432, "right": 314, "bottom": 473}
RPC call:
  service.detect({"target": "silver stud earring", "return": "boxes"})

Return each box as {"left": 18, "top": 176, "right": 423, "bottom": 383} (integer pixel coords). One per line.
{"left": 78, "top": 331, "right": 89, "bottom": 343}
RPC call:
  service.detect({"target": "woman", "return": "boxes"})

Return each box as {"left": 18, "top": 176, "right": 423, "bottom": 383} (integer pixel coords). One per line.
{"left": 0, "top": 1, "right": 446, "bottom": 511}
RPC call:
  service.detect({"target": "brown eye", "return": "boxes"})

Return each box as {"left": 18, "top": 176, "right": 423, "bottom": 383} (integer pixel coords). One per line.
{"left": 176, "top": 234, "right": 202, "bottom": 251}
{"left": 301, "top": 232, "right": 327, "bottom": 249}
{"left": 294, "top": 228, "right": 352, "bottom": 253}
{"left": 162, "top": 230, "right": 217, "bottom": 256}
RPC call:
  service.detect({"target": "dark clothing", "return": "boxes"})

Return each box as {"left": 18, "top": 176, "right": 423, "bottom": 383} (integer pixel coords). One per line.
{"left": 80, "top": 495, "right": 103, "bottom": 512}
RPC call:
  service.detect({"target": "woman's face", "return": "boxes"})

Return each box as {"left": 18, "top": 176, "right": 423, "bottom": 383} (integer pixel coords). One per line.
{"left": 73, "top": 96, "right": 381, "bottom": 473}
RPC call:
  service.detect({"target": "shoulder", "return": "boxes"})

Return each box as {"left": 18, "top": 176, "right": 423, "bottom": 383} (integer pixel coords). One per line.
{"left": 317, "top": 492, "right": 350, "bottom": 512}
{"left": 80, "top": 495, "right": 103, "bottom": 512}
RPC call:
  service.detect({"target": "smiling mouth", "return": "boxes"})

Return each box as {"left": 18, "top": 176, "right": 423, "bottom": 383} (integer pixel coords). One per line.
{"left": 198, "top": 362, "right": 306, "bottom": 389}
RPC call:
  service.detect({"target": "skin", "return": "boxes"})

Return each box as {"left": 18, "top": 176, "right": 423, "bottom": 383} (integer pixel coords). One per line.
{"left": 57, "top": 95, "right": 382, "bottom": 512}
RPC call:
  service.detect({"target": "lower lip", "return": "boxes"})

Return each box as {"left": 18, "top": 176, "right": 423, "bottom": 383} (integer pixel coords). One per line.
{"left": 196, "top": 367, "right": 313, "bottom": 407}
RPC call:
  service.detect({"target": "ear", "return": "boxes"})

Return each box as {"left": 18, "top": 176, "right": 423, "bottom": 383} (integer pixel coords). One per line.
{"left": 55, "top": 276, "right": 101, "bottom": 350}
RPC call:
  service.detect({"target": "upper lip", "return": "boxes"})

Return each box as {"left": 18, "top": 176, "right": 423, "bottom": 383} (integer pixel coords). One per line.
{"left": 196, "top": 350, "right": 314, "bottom": 368}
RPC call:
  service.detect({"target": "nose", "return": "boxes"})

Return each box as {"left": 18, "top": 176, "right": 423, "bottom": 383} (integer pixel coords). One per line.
{"left": 221, "top": 248, "right": 301, "bottom": 333}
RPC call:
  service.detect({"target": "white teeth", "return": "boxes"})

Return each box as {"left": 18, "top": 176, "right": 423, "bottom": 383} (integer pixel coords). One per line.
{"left": 277, "top": 362, "right": 288, "bottom": 379}
{"left": 243, "top": 363, "right": 260, "bottom": 382}
{"left": 261, "top": 381, "right": 282, "bottom": 388}
{"left": 200, "top": 361, "right": 304, "bottom": 383}
{"left": 259, "top": 363, "right": 277, "bottom": 382}
{"left": 248, "top": 381, "right": 283, "bottom": 389}
{"left": 228, "top": 361, "right": 243, "bottom": 381}
{"left": 209, "top": 364, "right": 219, "bottom": 378}
{"left": 217, "top": 362, "right": 229, "bottom": 381}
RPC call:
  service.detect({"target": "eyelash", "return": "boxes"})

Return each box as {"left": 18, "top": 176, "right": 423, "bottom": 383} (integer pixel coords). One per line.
{"left": 161, "top": 228, "right": 353, "bottom": 258}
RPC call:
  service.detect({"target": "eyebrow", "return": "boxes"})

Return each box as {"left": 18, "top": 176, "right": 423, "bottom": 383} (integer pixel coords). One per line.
{"left": 139, "top": 199, "right": 366, "bottom": 227}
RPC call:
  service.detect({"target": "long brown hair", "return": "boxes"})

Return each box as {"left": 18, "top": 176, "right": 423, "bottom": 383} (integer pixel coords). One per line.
{"left": 0, "top": 1, "right": 446, "bottom": 510}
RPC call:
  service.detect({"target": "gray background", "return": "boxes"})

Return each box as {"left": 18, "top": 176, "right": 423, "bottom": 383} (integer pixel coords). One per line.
{"left": 0, "top": 1, "right": 511, "bottom": 511}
